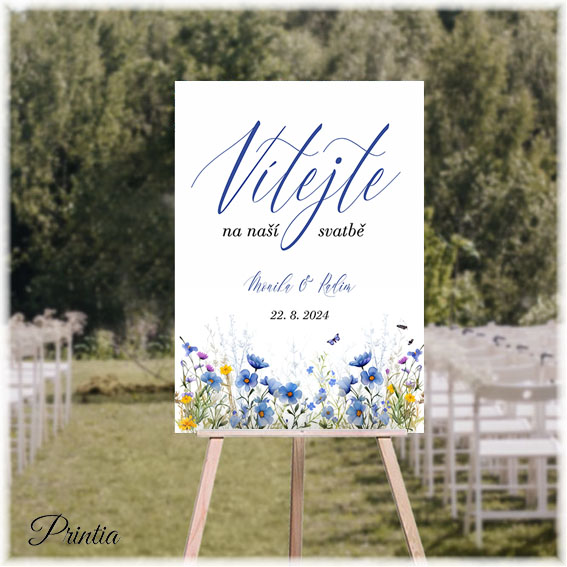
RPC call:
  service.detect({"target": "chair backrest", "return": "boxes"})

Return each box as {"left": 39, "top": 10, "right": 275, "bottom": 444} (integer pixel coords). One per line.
{"left": 490, "top": 363, "right": 542, "bottom": 384}
{"left": 540, "top": 363, "right": 557, "bottom": 383}
{"left": 476, "top": 383, "right": 557, "bottom": 403}
{"left": 475, "top": 383, "right": 557, "bottom": 434}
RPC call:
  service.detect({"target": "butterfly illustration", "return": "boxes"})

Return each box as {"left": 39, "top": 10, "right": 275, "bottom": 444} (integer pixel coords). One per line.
{"left": 408, "top": 339, "right": 414, "bottom": 345}
{"left": 397, "top": 324, "right": 407, "bottom": 330}
{"left": 327, "top": 333, "right": 340, "bottom": 346}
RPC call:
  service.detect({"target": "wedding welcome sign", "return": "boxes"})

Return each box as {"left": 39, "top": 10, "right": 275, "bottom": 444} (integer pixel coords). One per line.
{"left": 175, "top": 82, "right": 424, "bottom": 433}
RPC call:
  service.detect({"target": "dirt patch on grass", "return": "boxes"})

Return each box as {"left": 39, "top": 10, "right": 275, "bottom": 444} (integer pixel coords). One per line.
{"left": 75, "top": 374, "right": 173, "bottom": 403}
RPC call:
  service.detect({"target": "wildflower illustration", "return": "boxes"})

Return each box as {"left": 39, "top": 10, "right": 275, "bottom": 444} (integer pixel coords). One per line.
{"left": 175, "top": 332, "right": 424, "bottom": 432}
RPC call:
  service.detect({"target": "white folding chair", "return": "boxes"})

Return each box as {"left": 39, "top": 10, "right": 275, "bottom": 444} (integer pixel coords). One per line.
{"left": 464, "top": 383, "right": 560, "bottom": 547}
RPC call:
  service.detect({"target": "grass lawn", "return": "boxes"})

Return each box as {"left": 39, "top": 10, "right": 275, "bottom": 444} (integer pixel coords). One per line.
{"left": 9, "top": 360, "right": 558, "bottom": 558}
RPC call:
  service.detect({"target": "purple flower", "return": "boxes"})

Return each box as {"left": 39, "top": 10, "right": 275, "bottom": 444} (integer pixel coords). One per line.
{"left": 385, "top": 368, "right": 390, "bottom": 375}
{"left": 197, "top": 352, "right": 208, "bottom": 360}
{"left": 402, "top": 368, "right": 410, "bottom": 374}
{"left": 405, "top": 379, "right": 415, "bottom": 388}
{"left": 206, "top": 364, "right": 214, "bottom": 372}
{"left": 398, "top": 356, "right": 408, "bottom": 365}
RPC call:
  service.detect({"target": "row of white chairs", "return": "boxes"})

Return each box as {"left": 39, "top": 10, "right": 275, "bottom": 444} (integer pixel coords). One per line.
{"left": 399, "top": 322, "right": 560, "bottom": 548}
{"left": 9, "top": 310, "right": 86, "bottom": 475}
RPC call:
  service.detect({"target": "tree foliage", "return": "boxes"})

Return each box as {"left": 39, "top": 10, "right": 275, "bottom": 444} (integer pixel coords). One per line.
{"left": 10, "top": 10, "right": 558, "bottom": 335}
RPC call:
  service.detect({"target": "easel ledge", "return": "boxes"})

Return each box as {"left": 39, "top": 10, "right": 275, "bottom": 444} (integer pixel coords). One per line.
{"left": 184, "top": 430, "right": 425, "bottom": 563}
{"left": 196, "top": 429, "right": 409, "bottom": 438}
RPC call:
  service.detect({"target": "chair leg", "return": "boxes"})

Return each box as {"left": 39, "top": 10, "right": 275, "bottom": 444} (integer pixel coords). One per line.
{"left": 464, "top": 449, "right": 473, "bottom": 535}
{"left": 412, "top": 435, "right": 421, "bottom": 477}
{"left": 475, "top": 454, "right": 483, "bottom": 548}
{"left": 508, "top": 457, "right": 518, "bottom": 496}
{"left": 17, "top": 399, "right": 25, "bottom": 473}
{"left": 536, "top": 457, "right": 547, "bottom": 513}
{"left": 526, "top": 458, "right": 537, "bottom": 507}
{"left": 449, "top": 434, "right": 458, "bottom": 518}
{"left": 425, "top": 421, "right": 434, "bottom": 497}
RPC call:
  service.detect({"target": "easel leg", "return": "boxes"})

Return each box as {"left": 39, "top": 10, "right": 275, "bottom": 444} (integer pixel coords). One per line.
{"left": 184, "top": 437, "right": 224, "bottom": 562}
{"left": 377, "top": 437, "right": 425, "bottom": 562}
{"left": 289, "top": 437, "right": 305, "bottom": 559}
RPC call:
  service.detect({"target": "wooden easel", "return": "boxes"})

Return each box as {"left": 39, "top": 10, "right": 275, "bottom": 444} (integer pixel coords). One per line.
{"left": 183, "top": 430, "right": 425, "bottom": 562}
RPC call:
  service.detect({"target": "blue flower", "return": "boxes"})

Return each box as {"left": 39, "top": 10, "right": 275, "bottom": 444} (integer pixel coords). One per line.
{"left": 240, "top": 403, "right": 250, "bottom": 421}
{"left": 408, "top": 348, "right": 422, "bottom": 362}
{"left": 230, "top": 403, "right": 250, "bottom": 428}
{"left": 337, "top": 375, "right": 358, "bottom": 397}
{"left": 379, "top": 411, "right": 390, "bottom": 426}
{"left": 349, "top": 352, "right": 372, "bottom": 368}
{"left": 332, "top": 416, "right": 338, "bottom": 423}
{"left": 183, "top": 342, "right": 198, "bottom": 356}
{"left": 278, "top": 382, "right": 303, "bottom": 404}
{"left": 201, "top": 371, "right": 222, "bottom": 392}
{"left": 236, "top": 369, "right": 258, "bottom": 391}
{"left": 307, "top": 402, "right": 316, "bottom": 411}
{"left": 322, "top": 406, "right": 334, "bottom": 419}
{"left": 229, "top": 411, "right": 241, "bottom": 428}
{"left": 371, "top": 403, "right": 380, "bottom": 418}
{"left": 360, "top": 366, "right": 384, "bottom": 389}
{"left": 346, "top": 400, "right": 366, "bottom": 426}
{"left": 329, "top": 378, "right": 336, "bottom": 387}
{"left": 306, "top": 366, "right": 314, "bottom": 374}
{"left": 247, "top": 353, "right": 269, "bottom": 369}
{"left": 255, "top": 401, "right": 275, "bottom": 427}
{"left": 315, "top": 388, "right": 327, "bottom": 405}
{"left": 260, "top": 376, "right": 282, "bottom": 396}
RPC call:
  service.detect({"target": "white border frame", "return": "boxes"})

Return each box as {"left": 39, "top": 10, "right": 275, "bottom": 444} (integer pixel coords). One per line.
{"left": 1, "top": 2, "right": 565, "bottom": 567}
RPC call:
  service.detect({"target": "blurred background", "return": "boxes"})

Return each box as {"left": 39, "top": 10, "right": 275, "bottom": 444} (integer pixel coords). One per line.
{"left": 7, "top": 8, "right": 560, "bottom": 559}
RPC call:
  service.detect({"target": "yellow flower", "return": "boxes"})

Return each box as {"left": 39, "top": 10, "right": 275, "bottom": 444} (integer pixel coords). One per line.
{"left": 404, "top": 393, "right": 416, "bottom": 404}
{"left": 220, "top": 364, "right": 233, "bottom": 376}
{"left": 179, "top": 416, "right": 197, "bottom": 430}
{"left": 387, "top": 384, "right": 395, "bottom": 394}
{"left": 180, "top": 392, "right": 193, "bottom": 404}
